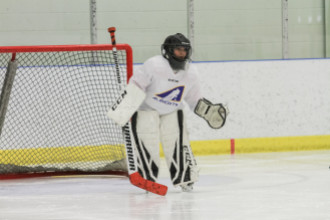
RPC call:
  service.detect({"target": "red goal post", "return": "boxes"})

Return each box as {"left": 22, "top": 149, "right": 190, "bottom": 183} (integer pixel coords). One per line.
{"left": 0, "top": 44, "right": 133, "bottom": 81}
{"left": 0, "top": 44, "right": 133, "bottom": 179}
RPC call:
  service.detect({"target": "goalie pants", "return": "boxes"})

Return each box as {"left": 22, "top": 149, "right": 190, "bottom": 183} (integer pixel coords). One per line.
{"left": 131, "top": 110, "right": 198, "bottom": 186}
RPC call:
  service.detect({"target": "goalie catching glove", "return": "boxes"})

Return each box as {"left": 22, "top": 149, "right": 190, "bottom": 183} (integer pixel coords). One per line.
{"left": 194, "top": 98, "right": 227, "bottom": 129}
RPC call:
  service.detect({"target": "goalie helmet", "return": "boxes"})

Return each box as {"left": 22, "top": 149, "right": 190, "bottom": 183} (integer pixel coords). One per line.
{"left": 161, "top": 33, "right": 192, "bottom": 70}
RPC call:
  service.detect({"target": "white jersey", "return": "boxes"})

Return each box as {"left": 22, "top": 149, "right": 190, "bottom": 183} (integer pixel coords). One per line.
{"left": 129, "top": 55, "right": 202, "bottom": 115}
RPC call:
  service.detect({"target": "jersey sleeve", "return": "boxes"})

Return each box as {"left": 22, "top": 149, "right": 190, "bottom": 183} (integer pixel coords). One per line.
{"left": 184, "top": 66, "right": 203, "bottom": 110}
{"left": 129, "top": 60, "right": 153, "bottom": 91}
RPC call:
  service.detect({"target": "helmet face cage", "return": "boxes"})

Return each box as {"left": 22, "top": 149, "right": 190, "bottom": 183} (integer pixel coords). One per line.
{"left": 162, "top": 43, "right": 191, "bottom": 61}
{"left": 161, "top": 33, "right": 192, "bottom": 70}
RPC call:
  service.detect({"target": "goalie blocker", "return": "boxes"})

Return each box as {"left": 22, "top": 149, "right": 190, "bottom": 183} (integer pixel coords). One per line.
{"left": 107, "top": 83, "right": 146, "bottom": 127}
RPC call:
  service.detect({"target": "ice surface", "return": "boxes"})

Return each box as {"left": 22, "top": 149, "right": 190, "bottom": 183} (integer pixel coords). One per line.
{"left": 0, "top": 150, "right": 329, "bottom": 220}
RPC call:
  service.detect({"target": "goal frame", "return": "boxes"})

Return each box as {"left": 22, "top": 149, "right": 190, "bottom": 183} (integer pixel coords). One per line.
{"left": 0, "top": 44, "right": 133, "bottom": 180}
{"left": 0, "top": 44, "right": 132, "bottom": 82}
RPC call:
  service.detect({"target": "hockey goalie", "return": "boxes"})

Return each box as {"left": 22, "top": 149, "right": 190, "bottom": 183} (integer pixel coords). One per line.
{"left": 108, "top": 33, "right": 228, "bottom": 192}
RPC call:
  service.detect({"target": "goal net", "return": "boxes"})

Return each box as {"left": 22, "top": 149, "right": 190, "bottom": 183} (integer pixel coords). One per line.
{"left": 0, "top": 44, "right": 133, "bottom": 179}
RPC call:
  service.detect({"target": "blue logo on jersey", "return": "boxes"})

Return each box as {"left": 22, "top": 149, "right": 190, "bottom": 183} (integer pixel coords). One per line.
{"left": 156, "top": 86, "right": 185, "bottom": 102}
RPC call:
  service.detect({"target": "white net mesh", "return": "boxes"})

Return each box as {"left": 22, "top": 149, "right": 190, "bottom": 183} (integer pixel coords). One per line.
{"left": 0, "top": 45, "right": 131, "bottom": 177}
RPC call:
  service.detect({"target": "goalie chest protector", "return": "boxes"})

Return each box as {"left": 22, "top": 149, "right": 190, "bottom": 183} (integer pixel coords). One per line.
{"left": 129, "top": 55, "right": 202, "bottom": 115}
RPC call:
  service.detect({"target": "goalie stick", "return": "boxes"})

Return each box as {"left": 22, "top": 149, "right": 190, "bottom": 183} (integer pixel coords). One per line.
{"left": 108, "top": 27, "right": 168, "bottom": 196}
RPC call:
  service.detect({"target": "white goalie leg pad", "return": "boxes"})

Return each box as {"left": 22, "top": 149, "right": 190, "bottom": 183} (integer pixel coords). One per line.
{"left": 160, "top": 110, "right": 199, "bottom": 187}
{"left": 107, "top": 83, "right": 146, "bottom": 127}
{"left": 131, "top": 110, "right": 161, "bottom": 182}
